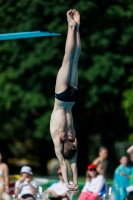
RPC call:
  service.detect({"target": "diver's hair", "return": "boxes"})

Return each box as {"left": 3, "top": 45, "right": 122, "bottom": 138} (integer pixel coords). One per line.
{"left": 63, "top": 141, "right": 78, "bottom": 159}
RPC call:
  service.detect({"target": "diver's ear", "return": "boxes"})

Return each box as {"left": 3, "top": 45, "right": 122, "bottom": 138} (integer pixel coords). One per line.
{"left": 73, "top": 137, "right": 78, "bottom": 147}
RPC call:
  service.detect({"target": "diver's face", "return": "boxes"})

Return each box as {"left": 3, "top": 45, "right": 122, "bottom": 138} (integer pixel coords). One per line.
{"left": 68, "top": 135, "right": 75, "bottom": 142}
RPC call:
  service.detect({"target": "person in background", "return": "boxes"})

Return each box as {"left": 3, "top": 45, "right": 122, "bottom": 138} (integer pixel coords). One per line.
{"left": 127, "top": 145, "right": 133, "bottom": 185}
{"left": 92, "top": 146, "right": 108, "bottom": 177}
{"left": 0, "top": 152, "right": 11, "bottom": 200}
{"left": 44, "top": 168, "right": 71, "bottom": 200}
{"left": 124, "top": 145, "right": 133, "bottom": 200}
{"left": 112, "top": 156, "right": 132, "bottom": 200}
{"left": 14, "top": 166, "right": 37, "bottom": 200}
{"left": 78, "top": 164, "right": 106, "bottom": 200}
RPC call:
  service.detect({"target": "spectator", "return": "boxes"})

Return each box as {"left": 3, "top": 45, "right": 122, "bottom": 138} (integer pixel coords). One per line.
{"left": 127, "top": 145, "right": 133, "bottom": 185}
{"left": 78, "top": 164, "right": 106, "bottom": 200}
{"left": 112, "top": 156, "right": 132, "bottom": 200}
{"left": 44, "top": 168, "right": 71, "bottom": 200}
{"left": 92, "top": 146, "right": 108, "bottom": 177}
{"left": 14, "top": 166, "right": 37, "bottom": 200}
{"left": 125, "top": 145, "right": 133, "bottom": 200}
{"left": 0, "top": 152, "right": 11, "bottom": 200}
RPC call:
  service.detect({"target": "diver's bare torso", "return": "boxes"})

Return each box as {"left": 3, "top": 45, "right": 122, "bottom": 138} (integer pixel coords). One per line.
{"left": 50, "top": 98, "right": 76, "bottom": 143}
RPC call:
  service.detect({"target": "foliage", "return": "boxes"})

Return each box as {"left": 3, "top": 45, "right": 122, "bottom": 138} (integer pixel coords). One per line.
{"left": 122, "top": 75, "right": 133, "bottom": 128}
{"left": 0, "top": 0, "right": 133, "bottom": 176}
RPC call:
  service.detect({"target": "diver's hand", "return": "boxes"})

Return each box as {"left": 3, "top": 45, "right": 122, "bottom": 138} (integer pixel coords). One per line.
{"left": 67, "top": 183, "right": 79, "bottom": 191}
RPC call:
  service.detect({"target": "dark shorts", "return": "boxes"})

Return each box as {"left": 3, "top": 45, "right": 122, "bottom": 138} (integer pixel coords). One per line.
{"left": 49, "top": 196, "right": 69, "bottom": 200}
{"left": 21, "top": 194, "right": 35, "bottom": 199}
{"left": 55, "top": 86, "right": 78, "bottom": 102}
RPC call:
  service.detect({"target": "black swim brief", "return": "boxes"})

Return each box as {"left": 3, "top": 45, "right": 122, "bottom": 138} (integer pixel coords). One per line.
{"left": 55, "top": 86, "right": 78, "bottom": 102}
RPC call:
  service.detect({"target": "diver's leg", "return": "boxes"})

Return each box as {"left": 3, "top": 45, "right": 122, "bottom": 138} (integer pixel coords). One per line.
{"left": 55, "top": 9, "right": 76, "bottom": 94}
{"left": 69, "top": 9, "right": 81, "bottom": 88}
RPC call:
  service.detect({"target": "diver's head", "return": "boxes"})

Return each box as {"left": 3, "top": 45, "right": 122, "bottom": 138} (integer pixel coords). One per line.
{"left": 63, "top": 141, "right": 78, "bottom": 159}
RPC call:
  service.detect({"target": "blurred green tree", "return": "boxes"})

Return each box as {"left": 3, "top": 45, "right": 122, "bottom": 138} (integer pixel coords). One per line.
{"left": 0, "top": 0, "right": 133, "bottom": 176}
{"left": 122, "top": 75, "right": 133, "bottom": 129}
{"left": 122, "top": 74, "right": 133, "bottom": 144}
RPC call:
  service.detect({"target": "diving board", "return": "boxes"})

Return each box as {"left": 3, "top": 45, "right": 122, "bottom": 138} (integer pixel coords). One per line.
{"left": 0, "top": 31, "right": 61, "bottom": 41}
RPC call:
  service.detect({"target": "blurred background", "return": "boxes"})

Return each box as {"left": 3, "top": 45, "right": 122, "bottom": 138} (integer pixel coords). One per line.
{"left": 0, "top": 0, "right": 133, "bottom": 180}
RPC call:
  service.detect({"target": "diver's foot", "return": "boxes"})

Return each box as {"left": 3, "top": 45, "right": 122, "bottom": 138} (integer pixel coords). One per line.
{"left": 72, "top": 9, "right": 80, "bottom": 26}
{"left": 67, "top": 9, "right": 76, "bottom": 27}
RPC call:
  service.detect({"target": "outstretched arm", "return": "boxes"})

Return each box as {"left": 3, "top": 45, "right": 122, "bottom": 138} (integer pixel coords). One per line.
{"left": 54, "top": 137, "right": 75, "bottom": 190}
{"left": 70, "top": 154, "right": 78, "bottom": 189}
{"left": 70, "top": 137, "right": 78, "bottom": 190}
{"left": 54, "top": 141, "right": 69, "bottom": 186}
{"left": 55, "top": 145, "right": 78, "bottom": 191}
